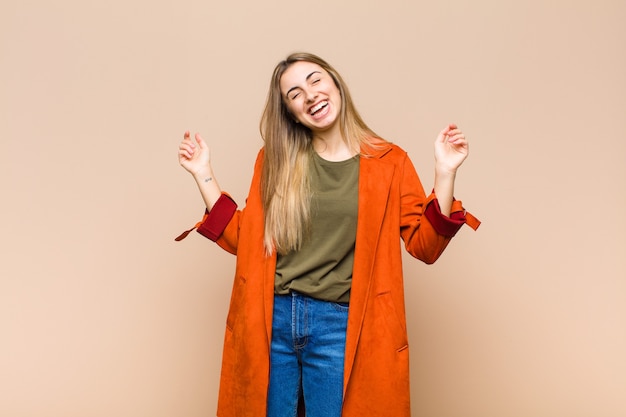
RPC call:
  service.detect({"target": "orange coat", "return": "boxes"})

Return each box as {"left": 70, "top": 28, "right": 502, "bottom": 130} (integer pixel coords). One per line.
{"left": 188, "top": 143, "right": 479, "bottom": 416}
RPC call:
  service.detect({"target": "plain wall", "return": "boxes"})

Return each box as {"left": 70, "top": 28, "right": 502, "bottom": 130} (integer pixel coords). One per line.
{"left": 1, "top": 0, "right": 625, "bottom": 416}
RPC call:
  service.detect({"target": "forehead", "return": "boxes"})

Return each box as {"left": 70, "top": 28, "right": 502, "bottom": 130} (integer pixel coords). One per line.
{"left": 279, "top": 61, "right": 326, "bottom": 93}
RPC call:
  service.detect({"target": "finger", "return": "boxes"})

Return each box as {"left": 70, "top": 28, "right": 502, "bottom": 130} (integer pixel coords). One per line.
{"left": 447, "top": 133, "right": 465, "bottom": 142}
{"left": 437, "top": 126, "right": 451, "bottom": 142}
{"left": 179, "top": 143, "right": 196, "bottom": 157}
{"left": 180, "top": 137, "right": 196, "bottom": 150}
{"left": 179, "top": 140, "right": 196, "bottom": 150}
{"left": 448, "top": 138, "right": 467, "bottom": 148}
{"left": 178, "top": 147, "right": 194, "bottom": 159}
{"left": 449, "top": 139, "right": 468, "bottom": 152}
{"left": 195, "top": 133, "right": 207, "bottom": 149}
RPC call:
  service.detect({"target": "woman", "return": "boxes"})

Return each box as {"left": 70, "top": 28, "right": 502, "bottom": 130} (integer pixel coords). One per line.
{"left": 177, "top": 52, "right": 479, "bottom": 417}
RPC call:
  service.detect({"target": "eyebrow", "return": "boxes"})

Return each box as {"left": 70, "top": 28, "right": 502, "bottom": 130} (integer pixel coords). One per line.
{"left": 285, "top": 71, "right": 322, "bottom": 97}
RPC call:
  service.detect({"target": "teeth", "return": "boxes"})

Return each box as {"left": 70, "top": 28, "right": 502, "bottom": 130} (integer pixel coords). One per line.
{"left": 310, "top": 101, "right": 327, "bottom": 115}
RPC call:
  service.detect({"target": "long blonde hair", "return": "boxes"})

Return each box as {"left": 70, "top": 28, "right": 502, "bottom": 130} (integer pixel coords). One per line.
{"left": 260, "top": 52, "right": 386, "bottom": 255}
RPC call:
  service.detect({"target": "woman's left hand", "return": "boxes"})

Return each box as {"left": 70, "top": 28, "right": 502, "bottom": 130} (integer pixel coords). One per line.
{"left": 434, "top": 123, "right": 469, "bottom": 174}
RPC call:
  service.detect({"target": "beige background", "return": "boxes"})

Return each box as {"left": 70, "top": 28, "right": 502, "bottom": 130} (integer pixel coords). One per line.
{"left": 1, "top": 0, "right": 625, "bottom": 416}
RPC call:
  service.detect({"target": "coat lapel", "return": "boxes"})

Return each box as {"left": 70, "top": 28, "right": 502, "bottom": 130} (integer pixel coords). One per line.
{"left": 343, "top": 147, "right": 395, "bottom": 391}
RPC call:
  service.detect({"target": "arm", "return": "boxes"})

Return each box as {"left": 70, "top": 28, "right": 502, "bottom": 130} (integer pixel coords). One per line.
{"left": 433, "top": 123, "right": 468, "bottom": 216}
{"left": 400, "top": 127, "right": 479, "bottom": 263}
{"left": 176, "top": 141, "right": 265, "bottom": 256}
{"left": 176, "top": 131, "right": 237, "bottom": 248}
{"left": 400, "top": 154, "right": 455, "bottom": 264}
{"left": 178, "top": 131, "right": 222, "bottom": 211}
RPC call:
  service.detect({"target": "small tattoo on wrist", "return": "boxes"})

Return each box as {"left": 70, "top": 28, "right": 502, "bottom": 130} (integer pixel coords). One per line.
{"left": 204, "top": 177, "right": 213, "bottom": 183}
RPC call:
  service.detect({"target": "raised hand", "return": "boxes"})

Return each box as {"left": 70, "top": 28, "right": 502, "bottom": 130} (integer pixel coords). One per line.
{"left": 178, "top": 131, "right": 222, "bottom": 210}
{"left": 434, "top": 123, "right": 469, "bottom": 174}
{"left": 178, "top": 131, "right": 212, "bottom": 176}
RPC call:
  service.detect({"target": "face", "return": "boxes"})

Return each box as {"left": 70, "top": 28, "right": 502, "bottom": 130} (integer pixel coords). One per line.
{"left": 279, "top": 61, "right": 342, "bottom": 134}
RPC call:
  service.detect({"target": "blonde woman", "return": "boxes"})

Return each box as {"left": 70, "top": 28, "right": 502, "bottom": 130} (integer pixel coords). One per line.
{"left": 177, "top": 52, "right": 479, "bottom": 417}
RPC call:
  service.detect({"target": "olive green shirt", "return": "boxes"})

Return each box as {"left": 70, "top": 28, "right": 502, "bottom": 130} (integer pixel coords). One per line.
{"left": 274, "top": 152, "right": 359, "bottom": 303}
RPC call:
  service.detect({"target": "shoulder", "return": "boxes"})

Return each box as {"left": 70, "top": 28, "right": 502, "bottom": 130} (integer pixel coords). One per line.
{"left": 253, "top": 147, "right": 265, "bottom": 168}
{"left": 362, "top": 138, "right": 409, "bottom": 162}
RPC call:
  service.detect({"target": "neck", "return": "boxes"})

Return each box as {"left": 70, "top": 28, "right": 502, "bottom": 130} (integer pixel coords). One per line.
{"left": 312, "top": 135, "right": 355, "bottom": 161}
{"left": 312, "top": 124, "right": 357, "bottom": 161}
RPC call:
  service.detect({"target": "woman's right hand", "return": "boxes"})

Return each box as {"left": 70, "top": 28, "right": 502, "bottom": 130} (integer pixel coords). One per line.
{"left": 178, "top": 131, "right": 211, "bottom": 176}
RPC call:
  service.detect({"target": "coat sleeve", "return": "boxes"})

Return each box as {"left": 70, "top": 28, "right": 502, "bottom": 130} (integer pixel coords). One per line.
{"left": 399, "top": 152, "right": 479, "bottom": 264}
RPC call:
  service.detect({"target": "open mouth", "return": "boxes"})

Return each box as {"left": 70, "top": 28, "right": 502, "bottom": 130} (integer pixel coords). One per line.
{"left": 309, "top": 101, "right": 328, "bottom": 116}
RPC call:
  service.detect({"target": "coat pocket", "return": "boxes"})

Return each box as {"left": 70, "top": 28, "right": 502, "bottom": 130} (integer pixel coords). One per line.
{"left": 377, "top": 291, "right": 409, "bottom": 352}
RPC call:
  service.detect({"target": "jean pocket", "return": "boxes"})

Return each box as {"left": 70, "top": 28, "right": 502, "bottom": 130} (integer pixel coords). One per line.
{"left": 330, "top": 301, "right": 350, "bottom": 312}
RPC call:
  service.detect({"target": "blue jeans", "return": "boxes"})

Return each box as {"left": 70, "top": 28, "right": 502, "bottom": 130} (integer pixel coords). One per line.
{"left": 267, "top": 292, "right": 349, "bottom": 417}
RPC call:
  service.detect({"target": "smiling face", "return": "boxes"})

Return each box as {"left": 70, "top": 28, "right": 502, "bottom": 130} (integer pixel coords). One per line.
{"left": 279, "top": 61, "right": 342, "bottom": 135}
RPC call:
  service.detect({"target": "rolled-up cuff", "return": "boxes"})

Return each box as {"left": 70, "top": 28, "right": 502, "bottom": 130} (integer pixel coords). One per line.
{"left": 196, "top": 194, "right": 238, "bottom": 241}
{"left": 424, "top": 198, "right": 472, "bottom": 237}
{"left": 174, "top": 193, "right": 238, "bottom": 242}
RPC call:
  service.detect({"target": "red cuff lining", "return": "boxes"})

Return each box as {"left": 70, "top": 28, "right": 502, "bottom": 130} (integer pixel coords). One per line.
{"left": 196, "top": 194, "right": 237, "bottom": 241}
{"left": 424, "top": 198, "right": 466, "bottom": 237}
{"left": 174, "top": 194, "right": 237, "bottom": 242}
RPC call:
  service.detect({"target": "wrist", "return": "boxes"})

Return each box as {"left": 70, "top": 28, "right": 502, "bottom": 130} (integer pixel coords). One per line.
{"left": 434, "top": 164, "right": 457, "bottom": 179}
{"left": 192, "top": 167, "right": 215, "bottom": 183}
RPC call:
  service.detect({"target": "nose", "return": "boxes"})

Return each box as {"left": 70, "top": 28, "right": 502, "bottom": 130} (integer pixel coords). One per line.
{"left": 304, "top": 88, "right": 318, "bottom": 103}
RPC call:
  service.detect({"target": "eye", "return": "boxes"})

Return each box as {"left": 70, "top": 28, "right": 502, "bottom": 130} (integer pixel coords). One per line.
{"left": 290, "top": 92, "right": 301, "bottom": 100}
{"left": 312, "top": 78, "right": 321, "bottom": 84}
